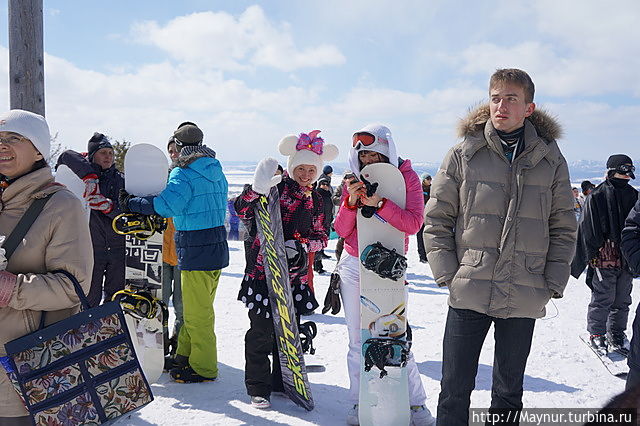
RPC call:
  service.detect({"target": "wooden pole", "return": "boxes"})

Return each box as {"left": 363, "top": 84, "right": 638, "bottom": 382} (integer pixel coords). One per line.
{"left": 8, "top": 0, "right": 45, "bottom": 116}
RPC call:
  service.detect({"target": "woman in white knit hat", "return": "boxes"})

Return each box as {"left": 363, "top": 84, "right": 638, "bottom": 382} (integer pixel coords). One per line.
{"left": 334, "top": 124, "right": 436, "bottom": 425}
{"left": 0, "top": 110, "right": 92, "bottom": 424}
{"left": 234, "top": 130, "right": 338, "bottom": 409}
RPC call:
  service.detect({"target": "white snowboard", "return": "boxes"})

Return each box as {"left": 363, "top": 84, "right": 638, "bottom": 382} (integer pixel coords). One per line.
{"left": 122, "top": 143, "right": 168, "bottom": 384}
{"left": 580, "top": 334, "right": 628, "bottom": 378}
{"left": 55, "top": 165, "right": 90, "bottom": 221}
{"left": 356, "top": 163, "right": 410, "bottom": 426}
{"left": 125, "top": 143, "right": 169, "bottom": 196}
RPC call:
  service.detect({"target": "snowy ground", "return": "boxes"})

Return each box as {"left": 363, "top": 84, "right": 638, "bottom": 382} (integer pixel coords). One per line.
{"left": 113, "top": 170, "right": 638, "bottom": 425}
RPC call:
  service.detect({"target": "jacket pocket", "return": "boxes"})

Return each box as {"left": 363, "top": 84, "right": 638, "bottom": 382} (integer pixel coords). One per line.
{"left": 460, "top": 249, "right": 483, "bottom": 267}
{"left": 525, "top": 255, "right": 545, "bottom": 274}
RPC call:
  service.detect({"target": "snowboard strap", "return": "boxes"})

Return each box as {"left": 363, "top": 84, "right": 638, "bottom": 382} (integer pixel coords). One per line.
{"left": 299, "top": 321, "right": 317, "bottom": 355}
{"left": 360, "top": 242, "right": 408, "bottom": 281}
{"left": 363, "top": 338, "right": 410, "bottom": 379}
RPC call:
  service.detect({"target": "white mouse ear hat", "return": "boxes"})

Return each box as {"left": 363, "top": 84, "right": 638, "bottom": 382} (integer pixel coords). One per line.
{"left": 278, "top": 130, "right": 339, "bottom": 184}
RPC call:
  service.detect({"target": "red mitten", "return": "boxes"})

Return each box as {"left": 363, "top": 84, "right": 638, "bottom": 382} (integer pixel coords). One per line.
{"left": 82, "top": 173, "right": 100, "bottom": 198}
{"left": 0, "top": 270, "right": 17, "bottom": 307}
{"left": 86, "top": 194, "right": 114, "bottom": 214}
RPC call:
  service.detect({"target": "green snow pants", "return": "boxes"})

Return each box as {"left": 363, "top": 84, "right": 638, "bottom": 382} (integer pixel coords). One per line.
{"left": 176, "top": 269, "right": 221, "bottom": 378}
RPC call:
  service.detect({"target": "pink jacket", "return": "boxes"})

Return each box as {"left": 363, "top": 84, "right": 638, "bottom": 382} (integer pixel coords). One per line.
{"left": 334, "top": 158, "right": 424, "bottom": 258}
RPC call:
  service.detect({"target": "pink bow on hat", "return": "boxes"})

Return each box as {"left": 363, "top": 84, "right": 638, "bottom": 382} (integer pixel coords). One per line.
{"left": 296, "top": 130, "right": 324, "bottom": 155}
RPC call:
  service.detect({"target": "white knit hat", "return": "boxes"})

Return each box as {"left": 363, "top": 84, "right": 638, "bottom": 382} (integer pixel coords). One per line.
{"left": 278, "top": 130, "right": 339, "bottom": 184}
{"left": 0, "top": 109, "right": 51, "bottom": 161}
{"left": 348, "top": 124, "right": 399, "bottom": 173}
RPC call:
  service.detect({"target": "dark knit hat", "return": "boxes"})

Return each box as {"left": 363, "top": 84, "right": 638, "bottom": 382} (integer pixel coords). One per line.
{"left": 173, "top": 121, "right": 203, "bottom": 147}
{"left": 607, "top": 154, "right": 633, "bottom": 170}
{"left": 317, "top": 177, "right": 330, "bottom": 186}
{"left": 581, "top": 180, "right": 595, "bottom": 193}
{"left": 87, "top": 132, "right": 113, "bottom": 161}
{"left": 323, "top": 165, "right": 333, "bottom": 175}
{"left": 167, "top": 136, "right": 176, "bottom": 150}
{"left": 607, "top": 154, "right": 635, "bottom": 179}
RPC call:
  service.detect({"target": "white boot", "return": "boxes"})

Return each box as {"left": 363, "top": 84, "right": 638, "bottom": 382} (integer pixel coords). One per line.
{"left": 410, "top": 405, "right": 436, "bottom": 426}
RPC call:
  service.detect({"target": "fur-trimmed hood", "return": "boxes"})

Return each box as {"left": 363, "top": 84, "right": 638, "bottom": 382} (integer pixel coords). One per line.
{"left": 457, "top": 104, "right": 563, "bottom": 142}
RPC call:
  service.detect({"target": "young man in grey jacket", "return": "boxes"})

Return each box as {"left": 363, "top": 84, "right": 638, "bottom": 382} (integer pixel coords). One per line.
{"left": 424, "top": 68, "right": 577, "bottom": 426}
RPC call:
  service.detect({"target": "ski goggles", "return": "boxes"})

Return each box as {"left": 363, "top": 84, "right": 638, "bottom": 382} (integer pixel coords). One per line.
{"left": 609, "top": 164, "right": 636, "bottom": 178}
{"left": 352, "top": 132, "right": 377, "bottom": 147}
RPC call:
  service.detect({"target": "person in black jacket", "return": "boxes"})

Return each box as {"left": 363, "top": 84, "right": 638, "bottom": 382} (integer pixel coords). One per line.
{"left": 571, "top": 154, "right": 638, "bottom": 353}
{"left": 621, "top": 195, "right": 640, "bottom": 389}
{"left": 313, "top": 176, "right": 334, "bottom": 273}
{"left": 56, "top": 133, "right": 125, "bottom": 307}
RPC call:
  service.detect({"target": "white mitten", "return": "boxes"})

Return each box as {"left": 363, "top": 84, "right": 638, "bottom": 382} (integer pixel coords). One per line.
{"left": 252, "top": 157, "right": 282, "bottom": 195}
{"left": 0, "top": 235, "right": 7, "bottom": 271}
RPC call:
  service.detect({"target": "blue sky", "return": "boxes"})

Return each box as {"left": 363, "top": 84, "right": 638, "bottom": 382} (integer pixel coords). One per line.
{"left": 1, "top": 1, "right": 639, "bottom": 164}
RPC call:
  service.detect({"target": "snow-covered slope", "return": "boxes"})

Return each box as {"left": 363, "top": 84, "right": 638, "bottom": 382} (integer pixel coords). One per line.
{"left": 114, "top": 170, "right": 635, "bottom": 425}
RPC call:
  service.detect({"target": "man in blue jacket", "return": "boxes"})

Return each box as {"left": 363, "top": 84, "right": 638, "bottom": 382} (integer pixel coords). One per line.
{"left": 121, "top": 122, "right": 229, "bottom": 383}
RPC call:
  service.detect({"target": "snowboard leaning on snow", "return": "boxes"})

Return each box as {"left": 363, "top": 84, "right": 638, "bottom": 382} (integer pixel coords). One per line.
{"left": 356, "top": 163, "right": 410, "bottom": 426}
{"left": 120, "top": 143, "right": 169, "bottom": 384}
{"left": 580, "top": 335, "right": 628, "bottom": 379}
{"left": 253, "top": 186, "right": 314, "bottom": 411}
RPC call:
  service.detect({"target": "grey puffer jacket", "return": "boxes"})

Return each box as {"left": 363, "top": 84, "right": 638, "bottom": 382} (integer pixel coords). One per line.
{"left": 424, "top": 105, "right": 577, "bottom": 319}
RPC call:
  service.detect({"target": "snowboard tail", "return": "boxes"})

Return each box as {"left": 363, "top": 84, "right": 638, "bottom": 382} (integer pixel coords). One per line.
{"left": 580, "top": 335, "right": 628, "bottom": 378}
{"left": 254, "top": 188, "right": 314, "bottom": 411}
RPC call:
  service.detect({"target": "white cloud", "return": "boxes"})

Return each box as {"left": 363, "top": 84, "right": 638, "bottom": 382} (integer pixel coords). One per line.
{"left": 130, "top": 6, "right": 345, "bottom": 72}
{"left": 452, "top": 1, "right": 640, "bottom": 98}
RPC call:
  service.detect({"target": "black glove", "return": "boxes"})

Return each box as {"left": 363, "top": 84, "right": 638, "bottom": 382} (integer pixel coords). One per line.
{"left": 118, "top": 188, "right": 134, "bottom": 213}
{"left": 322, "top": 270, "right": 342, "bottom": 315}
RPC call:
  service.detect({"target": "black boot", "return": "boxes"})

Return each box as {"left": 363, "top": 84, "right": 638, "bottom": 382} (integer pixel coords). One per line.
{"left": 590, "top": 334, "right": 608, "bottom": 354}
{"left": 170, "top": 364, "right": 216, "bottom": 383}
{"left": 607, "top": 331, "right": 629, "bottom": 356}
{"left": 164, "top": 353, "right": 188, "bottom": 372}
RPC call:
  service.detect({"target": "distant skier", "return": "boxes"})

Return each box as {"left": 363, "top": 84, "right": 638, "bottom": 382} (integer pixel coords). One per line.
{"left": 572, "top": 155, "right": 638, "bottom": 354}
{"left": 57, "top": 132, "right": 125, "bottom": 307}
{"left": 333, "top": 124, "right": 436, "bottom": 426}
{"left": 234, "top": 130, "right": 336, "bottom": 409}
{"left": 417, "top": 173, "right": 431, "bottom": 263}
{"left": 120, "top": 122, "right": 229, "bottom": 383}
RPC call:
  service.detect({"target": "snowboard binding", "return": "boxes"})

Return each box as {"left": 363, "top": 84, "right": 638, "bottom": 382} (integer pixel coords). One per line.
{"left": 112, "top": 213, "right": 168, "bottom": 240}
{"left": 299, "top": 321, "right": 317, "bottom": 355}
{"left": 113, "top": 288, "right": 168, "bottom": 322}
{"left": 360, "top": 242, "right": 408, "bottom": 281}
{"left": 363, "top": 338, "right": 410, "bottom": 378}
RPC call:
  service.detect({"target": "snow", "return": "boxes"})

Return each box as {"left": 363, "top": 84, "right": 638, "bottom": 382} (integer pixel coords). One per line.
{"left": 114, "top": 169, "right": 637, "bottom": 425}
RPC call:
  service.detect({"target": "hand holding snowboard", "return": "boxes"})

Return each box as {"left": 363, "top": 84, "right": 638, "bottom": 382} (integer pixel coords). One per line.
{"left": 252, "top": 157, "right": 282, "bottom": 195}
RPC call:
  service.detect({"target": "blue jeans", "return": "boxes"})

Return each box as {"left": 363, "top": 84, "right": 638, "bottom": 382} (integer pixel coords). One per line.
{"left": 162, "top": 262, "right": 183, "bottom": 337}
{"left": 437, "top": 307, "right": 535, "bottom": 426}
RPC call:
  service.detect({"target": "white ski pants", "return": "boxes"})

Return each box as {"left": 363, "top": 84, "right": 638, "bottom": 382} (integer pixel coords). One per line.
{"left": 337, "top": 253, "right": 427, "bottom": 406}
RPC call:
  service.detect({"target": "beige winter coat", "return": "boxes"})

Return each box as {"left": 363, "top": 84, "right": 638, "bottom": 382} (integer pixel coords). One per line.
{"left": 0, "top": 167, "right": 92, "bottom": 417}
{"left": 424, "top": 105, "right": 577, "bottom": 319}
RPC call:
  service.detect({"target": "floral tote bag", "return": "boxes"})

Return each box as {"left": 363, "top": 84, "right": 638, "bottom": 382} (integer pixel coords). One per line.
{"left": 1, "top": 270, "right": 153, "bottom": 425}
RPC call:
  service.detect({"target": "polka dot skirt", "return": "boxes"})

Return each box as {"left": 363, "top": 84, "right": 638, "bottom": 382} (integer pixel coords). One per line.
{"left": 238, "top": 276, "right": 319, "bottom": 318}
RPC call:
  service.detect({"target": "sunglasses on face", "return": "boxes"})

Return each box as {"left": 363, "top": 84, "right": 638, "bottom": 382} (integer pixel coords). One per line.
{"left": 352, "top": 132, "right": 377, "bottom": 147}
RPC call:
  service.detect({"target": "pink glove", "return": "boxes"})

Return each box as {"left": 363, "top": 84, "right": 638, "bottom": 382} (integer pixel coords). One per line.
{"left": 82, "top": 174, "right": 100, "bottom": 198}
{"left": 0, "top": 270, "right": 17, "bottom": 307}
{"left": 86, "top": 194, "right": 114, "bottom": 214}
